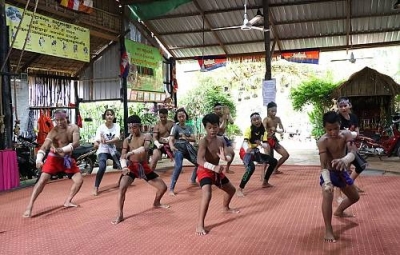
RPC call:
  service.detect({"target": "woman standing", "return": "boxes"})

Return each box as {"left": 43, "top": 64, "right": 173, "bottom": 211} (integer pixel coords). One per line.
{"left": 93, "top": 109, "right": 121, "bottom": 196}
{"left": 168, "top": 108, "right": 198, "bottom": 196}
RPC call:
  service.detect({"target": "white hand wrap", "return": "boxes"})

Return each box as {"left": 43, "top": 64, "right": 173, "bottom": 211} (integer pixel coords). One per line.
{"left": 154, "top": 140, "right": 163, "bottom": 149}
{"left": 260, "top": 142, "right": 269, "bottom": 149}
{"left": 321, "top": 169, "right": 333, "bottom": 192}
{"left": 220, "top": 155, "right": 232, "bottom": 164}
{"left": 350, "top": 131, "right": 358, "bottom": 139}
{"left": 341, "top": 152, "right": 355, "bottom": 164}
{"left": 204, "top": 162, "right": 217, "bottom": 172}
{"left": 120, "top": 158, "right": 127, "bottom": 168}
{"left": 61, "top": 143, "right": 74, "bottom": 153}
{"left": 36, "top": 150, "right": 46, "bottom": 164}
{"left": 242, "top": 141, "right": 249, "bottom": 150}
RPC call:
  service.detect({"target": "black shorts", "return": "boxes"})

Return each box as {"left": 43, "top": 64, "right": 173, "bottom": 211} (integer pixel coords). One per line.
{"left": 199, "top": 176, "right": 229, "bottom": 187}
{"left": 126, "top": 171, "right": 159, "bottom": 181}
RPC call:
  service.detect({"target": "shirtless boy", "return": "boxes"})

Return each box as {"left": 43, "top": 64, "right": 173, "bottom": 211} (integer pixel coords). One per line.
{"left": 263, "top": 102, "right": 289, "bottom": 174}
{"left": 23, "top": 110, "right": 83, "bottom": 218}
{"left": 196, "top": 113, "right": 239, "bottom": 235}
{"left": 213, "top": 103, "right": 235, "bottom": 173}
{"left": 150, "top": 108, "right": 175, "bottom": 170}
{"left": 317, "top": 111, "right": 360, "bottom": 242}
{"left": 112, "top": 115, "right": 169, "bottom": 225}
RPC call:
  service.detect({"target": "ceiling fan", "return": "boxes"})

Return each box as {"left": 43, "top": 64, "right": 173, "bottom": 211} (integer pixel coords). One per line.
{"left": 212, "top": 0, "right": 269, "bottom": 32}
{"left": 331, "top": 52, "right": 373, "bottom": 64}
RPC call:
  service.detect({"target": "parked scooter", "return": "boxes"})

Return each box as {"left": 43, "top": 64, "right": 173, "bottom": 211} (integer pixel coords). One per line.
{"left": 15, "top": 136, "right": 38, "bottom": 180}
{"left": 357, "top": 113, "right": 400, "bottom": 159}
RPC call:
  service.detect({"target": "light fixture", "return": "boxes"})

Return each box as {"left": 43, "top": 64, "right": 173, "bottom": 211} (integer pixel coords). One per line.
{"left": 394, "top": 0, "right": 400, "bottom": 9}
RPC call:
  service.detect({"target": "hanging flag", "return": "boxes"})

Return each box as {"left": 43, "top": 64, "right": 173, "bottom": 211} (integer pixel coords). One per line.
{"left": 58, "top": 0, "right": 94, "bottom": 14}
{"left": 197, "top": 56, "right": 227, "bottom": 71}
{"left": 281, "top": 50, "right": 320, "bottom": 64}
{"left": 120, "top": 41, "right": 130, "bottom": 79}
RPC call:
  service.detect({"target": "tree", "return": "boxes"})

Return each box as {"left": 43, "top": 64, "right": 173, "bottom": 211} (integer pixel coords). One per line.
{"left": 290, "top": 77, "right": 339, "bottom": 138}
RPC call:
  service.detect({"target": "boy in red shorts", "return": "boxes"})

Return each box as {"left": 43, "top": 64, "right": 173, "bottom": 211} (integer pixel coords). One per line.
{"left": 112, "top": 115, "right": 170, "bottom": 225}
{"left": 23, "top": 110, "right": 83, "bottom": 218}
{"left": 195, "top": 113, "right": 239, "bottom": 236}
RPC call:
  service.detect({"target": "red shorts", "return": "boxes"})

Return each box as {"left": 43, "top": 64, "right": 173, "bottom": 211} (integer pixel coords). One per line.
{"left": 42, "top": 154, "right": 80, "bottom": 175}
{"left": 197, "top": 165, "right": 226, "bottom": 184}
{"left": 128, "top": 161, "right": 153, "bottom": 178}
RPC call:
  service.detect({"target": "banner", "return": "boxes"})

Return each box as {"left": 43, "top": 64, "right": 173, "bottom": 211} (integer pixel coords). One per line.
{"left": 197, "top": 56, "right": 227, "bottom": 71}
{"left": 281, "top": 50, "right": 320, "bottom": 64}
{"left": 262, "top": 79, "right": 276, "bottom": 106}
{"left": 125, "top": 39, "right": 164, "bottom": 93}
{"left": 5, "top": 4, "right": 90, "bottom": 62}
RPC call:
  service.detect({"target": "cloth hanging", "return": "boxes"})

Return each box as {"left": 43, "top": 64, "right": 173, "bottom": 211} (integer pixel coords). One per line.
{"left": 37, "top": 110, "right": 54, "bottom": 146}
{"left": 27, "top": 110, "right": 37, "bottom": 141}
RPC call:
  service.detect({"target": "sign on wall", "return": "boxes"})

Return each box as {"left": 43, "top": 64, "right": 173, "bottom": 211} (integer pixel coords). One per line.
{"left": 5, "top": 4, "right": 90, "bottom": 62}
{"left": 262, "top": 79, "right": 276, "bottom": 106}
{"left": 125, "top": 39, "right": 164, "bottom": 94}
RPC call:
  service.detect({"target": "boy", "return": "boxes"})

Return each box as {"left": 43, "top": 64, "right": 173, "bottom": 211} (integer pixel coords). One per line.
{"left": 150, "top": 108, "right": 175, "bottom": 171}
{"left": 237, "top": 113, "right": 278, "bottom": 197}
{"left": 213, "top": 103, "right": 235, "bottom": 173}
{"left": 23, "top": 110, "right": 83, "bottom": 218}
{"left": 317, "top": 111, "right": 360, "bottom": 242}
{"left": 112, "top": 115, "right": 169, "bottom": 225}
{"left": 263, "top": 102, "right": 289, "bottom": 174}
{"left": 196, "top": 113, "right": 239, "bottom": 235}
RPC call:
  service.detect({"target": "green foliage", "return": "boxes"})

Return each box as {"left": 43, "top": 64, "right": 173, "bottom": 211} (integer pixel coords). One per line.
{"left": 179, "top": 76, "right": 236, "bottom": 119}
{"left": 290, "top": 77, "right": 340, "bottom": 139}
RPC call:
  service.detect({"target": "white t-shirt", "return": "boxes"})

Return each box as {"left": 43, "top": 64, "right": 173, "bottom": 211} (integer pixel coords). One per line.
{"left": 95, "top": 123, "right": 120, "bottom": 154}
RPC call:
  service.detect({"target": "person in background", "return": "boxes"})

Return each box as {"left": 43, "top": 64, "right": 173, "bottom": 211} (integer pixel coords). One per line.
{"left": 237, "top": 112, "right": 278, "bottom": 197}
{"left": 112, "top": 115, "right": 169, "bottom": 225}
{"left": 169, "top": 108, "right": 198, "bottom": 196}
{"left": 336, "top": 97, "right": 365, "bottom": 181}
{"left": 263, "top": 102, "right": 290, "bottom": 174}
{"left": 149, "top": 108, "right": 175, "bottom": 171}
{"left": 92, "top": 109, "right": 121, "bottom": 196}
{"left": 317, "top": 111, "right": 360, "bottom": 242}
{"left": 213, "top": 103, "right": 235, "bottom": 174}
{"left": 23, "top": 110, "right": 83, "bottom": 218}
{"left": 195, "top": 113, "right": 239, "bottom": 235}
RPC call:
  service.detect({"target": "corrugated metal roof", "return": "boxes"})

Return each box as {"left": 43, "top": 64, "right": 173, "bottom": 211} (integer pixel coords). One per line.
{"left": 139, "top": 0, "right": 400, "bottom": 60}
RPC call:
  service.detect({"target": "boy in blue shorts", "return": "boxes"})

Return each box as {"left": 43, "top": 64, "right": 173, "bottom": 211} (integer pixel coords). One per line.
{"left": 317, "top": 111, "right": 360, "bottom": 243}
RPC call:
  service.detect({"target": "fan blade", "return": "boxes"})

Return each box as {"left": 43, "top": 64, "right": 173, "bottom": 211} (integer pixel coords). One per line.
{"left": 251, "top": 26, "right": 269, "bottom": 32}
{"left": 354, "top": 57, "right": 373, "bottom": 60}
{"left": 249, "top": 13, "right": 262, "bottom": 25}
{"left": 184, "top": 69, "right": 200, "bottom": 73}
{"left": 331, "top": 59, "right": 349, "bottom": 62}
{"left": 211, "top": 25, "right": 241, "bottom": 31}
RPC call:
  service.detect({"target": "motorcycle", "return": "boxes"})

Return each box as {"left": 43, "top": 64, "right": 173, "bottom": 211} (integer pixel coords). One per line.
{"left": 357, "top": 113, "right": 400, "bottom": 159}
{"left": 14, "top": 136, "right": 38, "bottom": 180}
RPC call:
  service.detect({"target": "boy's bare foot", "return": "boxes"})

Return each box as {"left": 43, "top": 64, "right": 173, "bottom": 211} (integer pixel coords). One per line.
{"left": 93, "top": 187, "right": 98, "bottom": 196}
{"left": 22, "top": 209, "right": 32, "bottom": 218}
{"left": 324, "top": 234, "right": 337, "bottom": 243}
{"left": 236, "top": 189, "right": 245, "bottom": 197}
{"left": 111, "top": 216, "right": 124, "bottom": 225}
{"left": 274, "top": 170, "right": 283, "bottom": 174}
{"left": 223, "top": 208, "right": 240, "bottom": 214}
{"left": 334, "top": 211, "right": 355, "bottom": 217}
{"left": 195, "top": 226, "right": 207, "bottom": 235}
{"left": 169, "top": 190, "right": 176, "bottom": 196}
{"left": 63, "top": 202, "right": 79, "bottom": 208}
{"left": 355, "top": 185, "right": 365, "bottom": 193}
{"left": 225, "top": 168, "right": 235, "bottom": 174}
{"left": 154, "top": 203, "right": 171, "bottom": 208}
{"left": 262, "top": 181, "right": 273, "bottom": 188}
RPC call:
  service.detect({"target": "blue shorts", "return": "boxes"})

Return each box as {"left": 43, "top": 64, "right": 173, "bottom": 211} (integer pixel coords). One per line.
{"left": 218, "top": 135, "right": 232, "bottom": 147}
{"left": 319, "top": 170, "right": 354, "bottom": 188}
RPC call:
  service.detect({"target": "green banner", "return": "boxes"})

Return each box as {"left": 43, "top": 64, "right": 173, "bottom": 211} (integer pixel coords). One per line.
{"left": 129, "top": 0, "right": 192, "bottom": 21}
{"left": 5, "top": 4, "right": 90, "bottom": 62}
{"left": 125, "top": 39, "right": 164, "bottom": 93}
